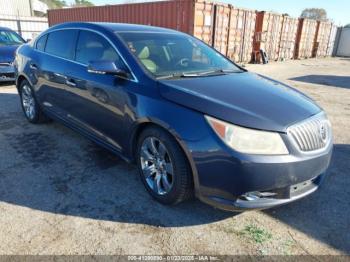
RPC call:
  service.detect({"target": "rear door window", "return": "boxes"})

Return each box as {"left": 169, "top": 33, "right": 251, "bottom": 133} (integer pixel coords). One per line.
{"left": 75, "top": 30, "right": 126, "bottom": 69}
{"left": 36, "top": 34, "right": 47, "bottom": 51}
{"left": 45, "top": 29, "right": 78, "bottom": 60}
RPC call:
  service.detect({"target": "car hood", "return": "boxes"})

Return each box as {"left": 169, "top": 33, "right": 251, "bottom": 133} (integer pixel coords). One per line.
{"left": 158, "top": 72, "right": 321, "bottom": 132}
{"left": 0, "top": 45, "right": 19, "bottom": 62}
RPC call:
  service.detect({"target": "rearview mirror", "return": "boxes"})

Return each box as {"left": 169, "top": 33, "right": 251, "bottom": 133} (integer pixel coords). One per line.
{"left": 87, "top": 60, "right": 128, "bottom": 78}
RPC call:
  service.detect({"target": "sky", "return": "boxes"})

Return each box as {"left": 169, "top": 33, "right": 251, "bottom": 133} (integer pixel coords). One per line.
{"left": 66, "top": 0, "right": 349, "bottom": 26}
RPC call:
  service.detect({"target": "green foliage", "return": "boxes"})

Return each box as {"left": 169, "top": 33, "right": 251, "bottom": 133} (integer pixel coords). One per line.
{"left": 241, "top": 224, "right": 272, "bottom": 244}
{"left": 73, "top": 0, "right": 94, "bottom": 7}
{"left": 301, "top": 8, "right": 328, "bottom": 21}
{"left": 41, "top": 0, "right": 67, "bottom": 9}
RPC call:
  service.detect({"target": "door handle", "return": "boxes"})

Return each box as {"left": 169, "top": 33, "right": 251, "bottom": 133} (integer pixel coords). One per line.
{"left": 29, "top": 64, "right": 38, "bottom": 70}
{"left": 53, "top": 72, "right": 66, "bottom": 78}
{"left": 65, "top": 79, "right": 77, "bottom": 87}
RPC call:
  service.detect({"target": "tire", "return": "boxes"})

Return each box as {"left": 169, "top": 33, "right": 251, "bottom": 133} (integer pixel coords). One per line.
{"left": 19, "top": 80, "right": 50, "bottom": 124}
{"left": 136, "top": 126, "right": 193, "bottom": 205}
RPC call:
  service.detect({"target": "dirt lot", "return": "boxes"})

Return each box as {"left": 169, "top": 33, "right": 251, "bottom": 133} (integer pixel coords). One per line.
{"left": 0, "top": 57, "right": 349, "bottom": 255}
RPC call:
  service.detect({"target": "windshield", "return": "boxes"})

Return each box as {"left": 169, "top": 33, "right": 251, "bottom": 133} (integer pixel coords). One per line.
{"left": 0, "top": 30, "right": 25, "bottom": 46}
{"left": 117, "top": 32, "right": 242, "bottom": 78}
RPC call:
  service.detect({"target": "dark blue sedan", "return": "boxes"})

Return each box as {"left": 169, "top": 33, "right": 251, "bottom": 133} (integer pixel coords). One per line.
{"left": 15, "top": 22, "right": 333, "bottom": 211}
{"left": 0, "top": 27, "right": 25, "bottom": 82}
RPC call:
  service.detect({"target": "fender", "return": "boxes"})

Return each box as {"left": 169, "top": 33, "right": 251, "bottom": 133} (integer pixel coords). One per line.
{"left": 127, "top": 117, "right": 201, "bottom": 196}
{"left": 16, "top": 73, "right": 33, "bottom": 91}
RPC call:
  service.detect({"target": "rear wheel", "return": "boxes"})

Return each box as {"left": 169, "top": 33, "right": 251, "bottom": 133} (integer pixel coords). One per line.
{"left": 136, "top": 126, "right": 193, "bottom": 205}
{"left": 19, "top": 80, "right": 49, "bottom": 123}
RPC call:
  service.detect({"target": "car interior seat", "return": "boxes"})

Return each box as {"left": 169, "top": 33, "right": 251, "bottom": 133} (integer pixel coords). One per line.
{"left": 137, "top": 46, "right": 157, "bottom": 73}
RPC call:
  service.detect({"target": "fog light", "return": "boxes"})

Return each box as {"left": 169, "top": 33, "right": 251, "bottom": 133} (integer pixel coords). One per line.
{"left": 241, "top": 191, "right": 277, "bottom": 201}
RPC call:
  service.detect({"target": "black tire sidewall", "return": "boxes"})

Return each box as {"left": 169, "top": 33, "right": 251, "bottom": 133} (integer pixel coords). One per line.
{"left": 19, "top": 80, "right": 40, "bottom": 123}
{"left": 136, "top": 127, "right": 191, "bottom": 205}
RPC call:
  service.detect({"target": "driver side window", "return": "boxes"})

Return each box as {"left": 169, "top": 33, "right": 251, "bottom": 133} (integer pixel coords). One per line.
{"left": 75, "top": 30, "right": 126, "bottom": 70}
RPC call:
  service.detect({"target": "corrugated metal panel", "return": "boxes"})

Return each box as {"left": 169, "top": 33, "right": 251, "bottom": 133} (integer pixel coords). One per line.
{"left": 278, "top": 16, "right": 298, "bottom": 60}
{"left": 254, "top": 11, "right": 284, "bottom": 62}
{"left": 48, "top": 0, "right": 195, "bottom": 34}
{"left": 48, "top": 0, "right": 217, "bottom": 47}
{"left": 313, "top": 21, "right": 333, "bottom": 57}
{"left": 326, "top": 24, "right": 338, "bottom": 56}
{"left": 226, "top": 7, "right": 256, "bottom": 63}
{"left": 336, "top": 27, "right": 350, "bottom": 57}
{"left": 0, "top": 14, "right": 48, "bottom": 39}
{"left": 294, "top": 18, "right": 318, "bottom": 59}
{"left": 0, "top": 0, "right": 32, "bottom": 17}
{"left": 192, "top": 0, "right": 215, "bottom": 45}
{"left": 212, "top": 3, "right": 230, "bottom": 55}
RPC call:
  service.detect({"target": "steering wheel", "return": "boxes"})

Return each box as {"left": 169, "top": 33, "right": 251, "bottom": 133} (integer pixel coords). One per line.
{"left": 174, "top": 58, "right": 190, "bottom": 67}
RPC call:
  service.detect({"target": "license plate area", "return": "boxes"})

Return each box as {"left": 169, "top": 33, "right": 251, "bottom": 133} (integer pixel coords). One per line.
{"left": 290, "top": 178, "right": 315, "bottom": 197}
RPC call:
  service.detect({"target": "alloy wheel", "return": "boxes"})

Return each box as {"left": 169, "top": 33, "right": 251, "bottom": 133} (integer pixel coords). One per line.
{"left": 21, "top": 85, "right": 36, "bottom": 120}
{"left": 140, "top": 137, "right": 174, "bottom": 195}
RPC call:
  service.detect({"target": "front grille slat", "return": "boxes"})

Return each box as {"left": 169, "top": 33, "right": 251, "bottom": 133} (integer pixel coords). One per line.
{"left": 287, "top": 114, "right": 330, "bottom": 152}
{"left": 306, "top": 122, "right": 317, "bottom": 149}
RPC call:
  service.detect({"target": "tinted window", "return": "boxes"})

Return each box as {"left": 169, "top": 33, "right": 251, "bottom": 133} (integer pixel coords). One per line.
{"left": 75, "top": 30, "right": 124, "bottom": 68}
{"left": 36, "top": 34, "right": 47, "bottom": 51}
{"left": 45, "top": 30, "right": 78, "bottom": 59}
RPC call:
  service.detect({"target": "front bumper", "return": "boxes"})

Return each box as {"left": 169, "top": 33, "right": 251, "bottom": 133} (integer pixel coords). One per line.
{"left": 189, "top": 128, "right": 333, "bottom": 212}
{"left": 202, "top": 173, "right": 326, "bottom": 211}
{"left": 0, "top": 64, "right": 15, "bottom": 82}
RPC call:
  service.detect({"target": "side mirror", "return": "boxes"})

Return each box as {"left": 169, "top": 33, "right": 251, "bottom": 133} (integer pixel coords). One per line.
{"left": 87, "top": 60, "right": 128, "bottom": 78}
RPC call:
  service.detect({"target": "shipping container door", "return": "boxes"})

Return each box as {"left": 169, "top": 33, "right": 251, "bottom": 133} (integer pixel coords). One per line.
{"left": 193, "top": 0, "right": 215, "bottom": 45}
{"left": 262, "top": 13, "right": 283, "bottom": 61}
{"left": 227, "top": 8, "right": 256, "bottom": 63}
{"left": 241, "top": 10, "right": 256, "bottom": 63}
{"left": 278, "top": 16, "right": 298, "bottom": 60}
{"left": 213, "top": 4, "right": 230, "bottom": 56}
{"left": 227, "top": 8, "right": 244, "bottom": 62}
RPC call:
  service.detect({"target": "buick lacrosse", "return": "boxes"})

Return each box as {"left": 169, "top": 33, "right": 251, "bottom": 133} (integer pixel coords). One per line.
{"left": 15, "top": 22, "right": 333, "bottom": 211}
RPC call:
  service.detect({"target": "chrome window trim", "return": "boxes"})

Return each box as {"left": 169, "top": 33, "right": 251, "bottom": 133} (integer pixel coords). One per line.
{"left": 115, "top": 30, "right": 179, "bottom": 34}
{"left": 33, "top": 27, "right": 138, "bottom": 83}
{"left": 286, "top": 112, "right": 332, "bottom": 155}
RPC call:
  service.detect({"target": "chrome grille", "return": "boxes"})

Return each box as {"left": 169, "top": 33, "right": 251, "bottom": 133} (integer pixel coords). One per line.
{"left": 287, "top": 114, "right": 331, "bottom": 152}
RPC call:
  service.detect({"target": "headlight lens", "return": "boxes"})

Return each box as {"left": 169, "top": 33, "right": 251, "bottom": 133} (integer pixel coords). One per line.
{"left": 205, "top": 115, "right": 289, "bottom": 155}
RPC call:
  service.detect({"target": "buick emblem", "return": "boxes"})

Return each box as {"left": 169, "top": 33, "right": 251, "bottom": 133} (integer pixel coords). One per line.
{"left": 319, "top": 122, "right": 328, "bottom": 143}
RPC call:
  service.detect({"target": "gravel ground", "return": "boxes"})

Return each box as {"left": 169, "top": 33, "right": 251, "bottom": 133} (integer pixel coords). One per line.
{"left": 0, "top": 57, "right": 349, "bottom": 255}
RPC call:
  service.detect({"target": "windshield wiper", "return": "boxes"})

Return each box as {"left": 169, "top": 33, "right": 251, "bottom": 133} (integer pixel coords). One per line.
{"left": 156, "top": 69, "right": 243, "bottom": 79}
{"left": 156, "top": 72, "right": 203, "bottom": 79}
{"left": 198, "top": 69, "right": 243, "bottom": 76}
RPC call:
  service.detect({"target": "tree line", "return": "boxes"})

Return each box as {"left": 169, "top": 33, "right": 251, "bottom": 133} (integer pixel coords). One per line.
{"left": 42, "top": 0, "right": 94, "bottom": 8}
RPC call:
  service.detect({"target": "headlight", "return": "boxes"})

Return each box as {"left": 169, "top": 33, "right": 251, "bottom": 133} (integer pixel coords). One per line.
{"left": 205, "top": 115, "right": 289, "bottom": 155}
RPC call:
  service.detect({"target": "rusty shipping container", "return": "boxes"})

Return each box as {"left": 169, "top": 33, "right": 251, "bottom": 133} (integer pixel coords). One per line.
{"left": 226, "top": 7, "right": 256, "bottom": 63}
{"left": 326, "top": 24, "right": 338, "bottom": 56}
{"left": 212, "top": 3, "right": 231, "bottom": 56}
{"left": 294, "top": 18, "right": 318, "bottom": 59}
{"left": 254, "top": 11, "right": 284, "bottom": 63}
{"left": 313, "top": 21, "right": 333, "bottom": 57}
{"left": 48, "top": 0, "right": 216, "bottom": 45}
{"left": 278, "top": 15, "right": 298, "bottom": 61}
{"left": 48, "top": 0, "right": 257, "bottom": 63}
{"left": 211, "top": 5, "right": 256, "bottom": 63}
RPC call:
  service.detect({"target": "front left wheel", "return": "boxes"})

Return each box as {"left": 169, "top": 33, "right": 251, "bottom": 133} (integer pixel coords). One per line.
{"left": 19, "top": 80, "right": 49, "bottom": 123}
{"left": 136, "top": 126, "right": 193, "bottom": 205}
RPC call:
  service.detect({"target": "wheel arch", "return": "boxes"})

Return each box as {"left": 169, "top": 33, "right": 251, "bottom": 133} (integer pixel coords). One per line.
{"left": 128, "top": 118, "right": 201, "bottom": 195}
{"left": 16, "top": 74, "right": 31, "bottom": 92}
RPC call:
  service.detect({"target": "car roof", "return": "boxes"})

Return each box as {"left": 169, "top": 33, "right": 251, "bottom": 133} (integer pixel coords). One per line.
{"left": 49, "top": 22, "right": 180, "bottom": 34}
{"left": 0, "top": 26, "right": 13, "bottom": 31}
